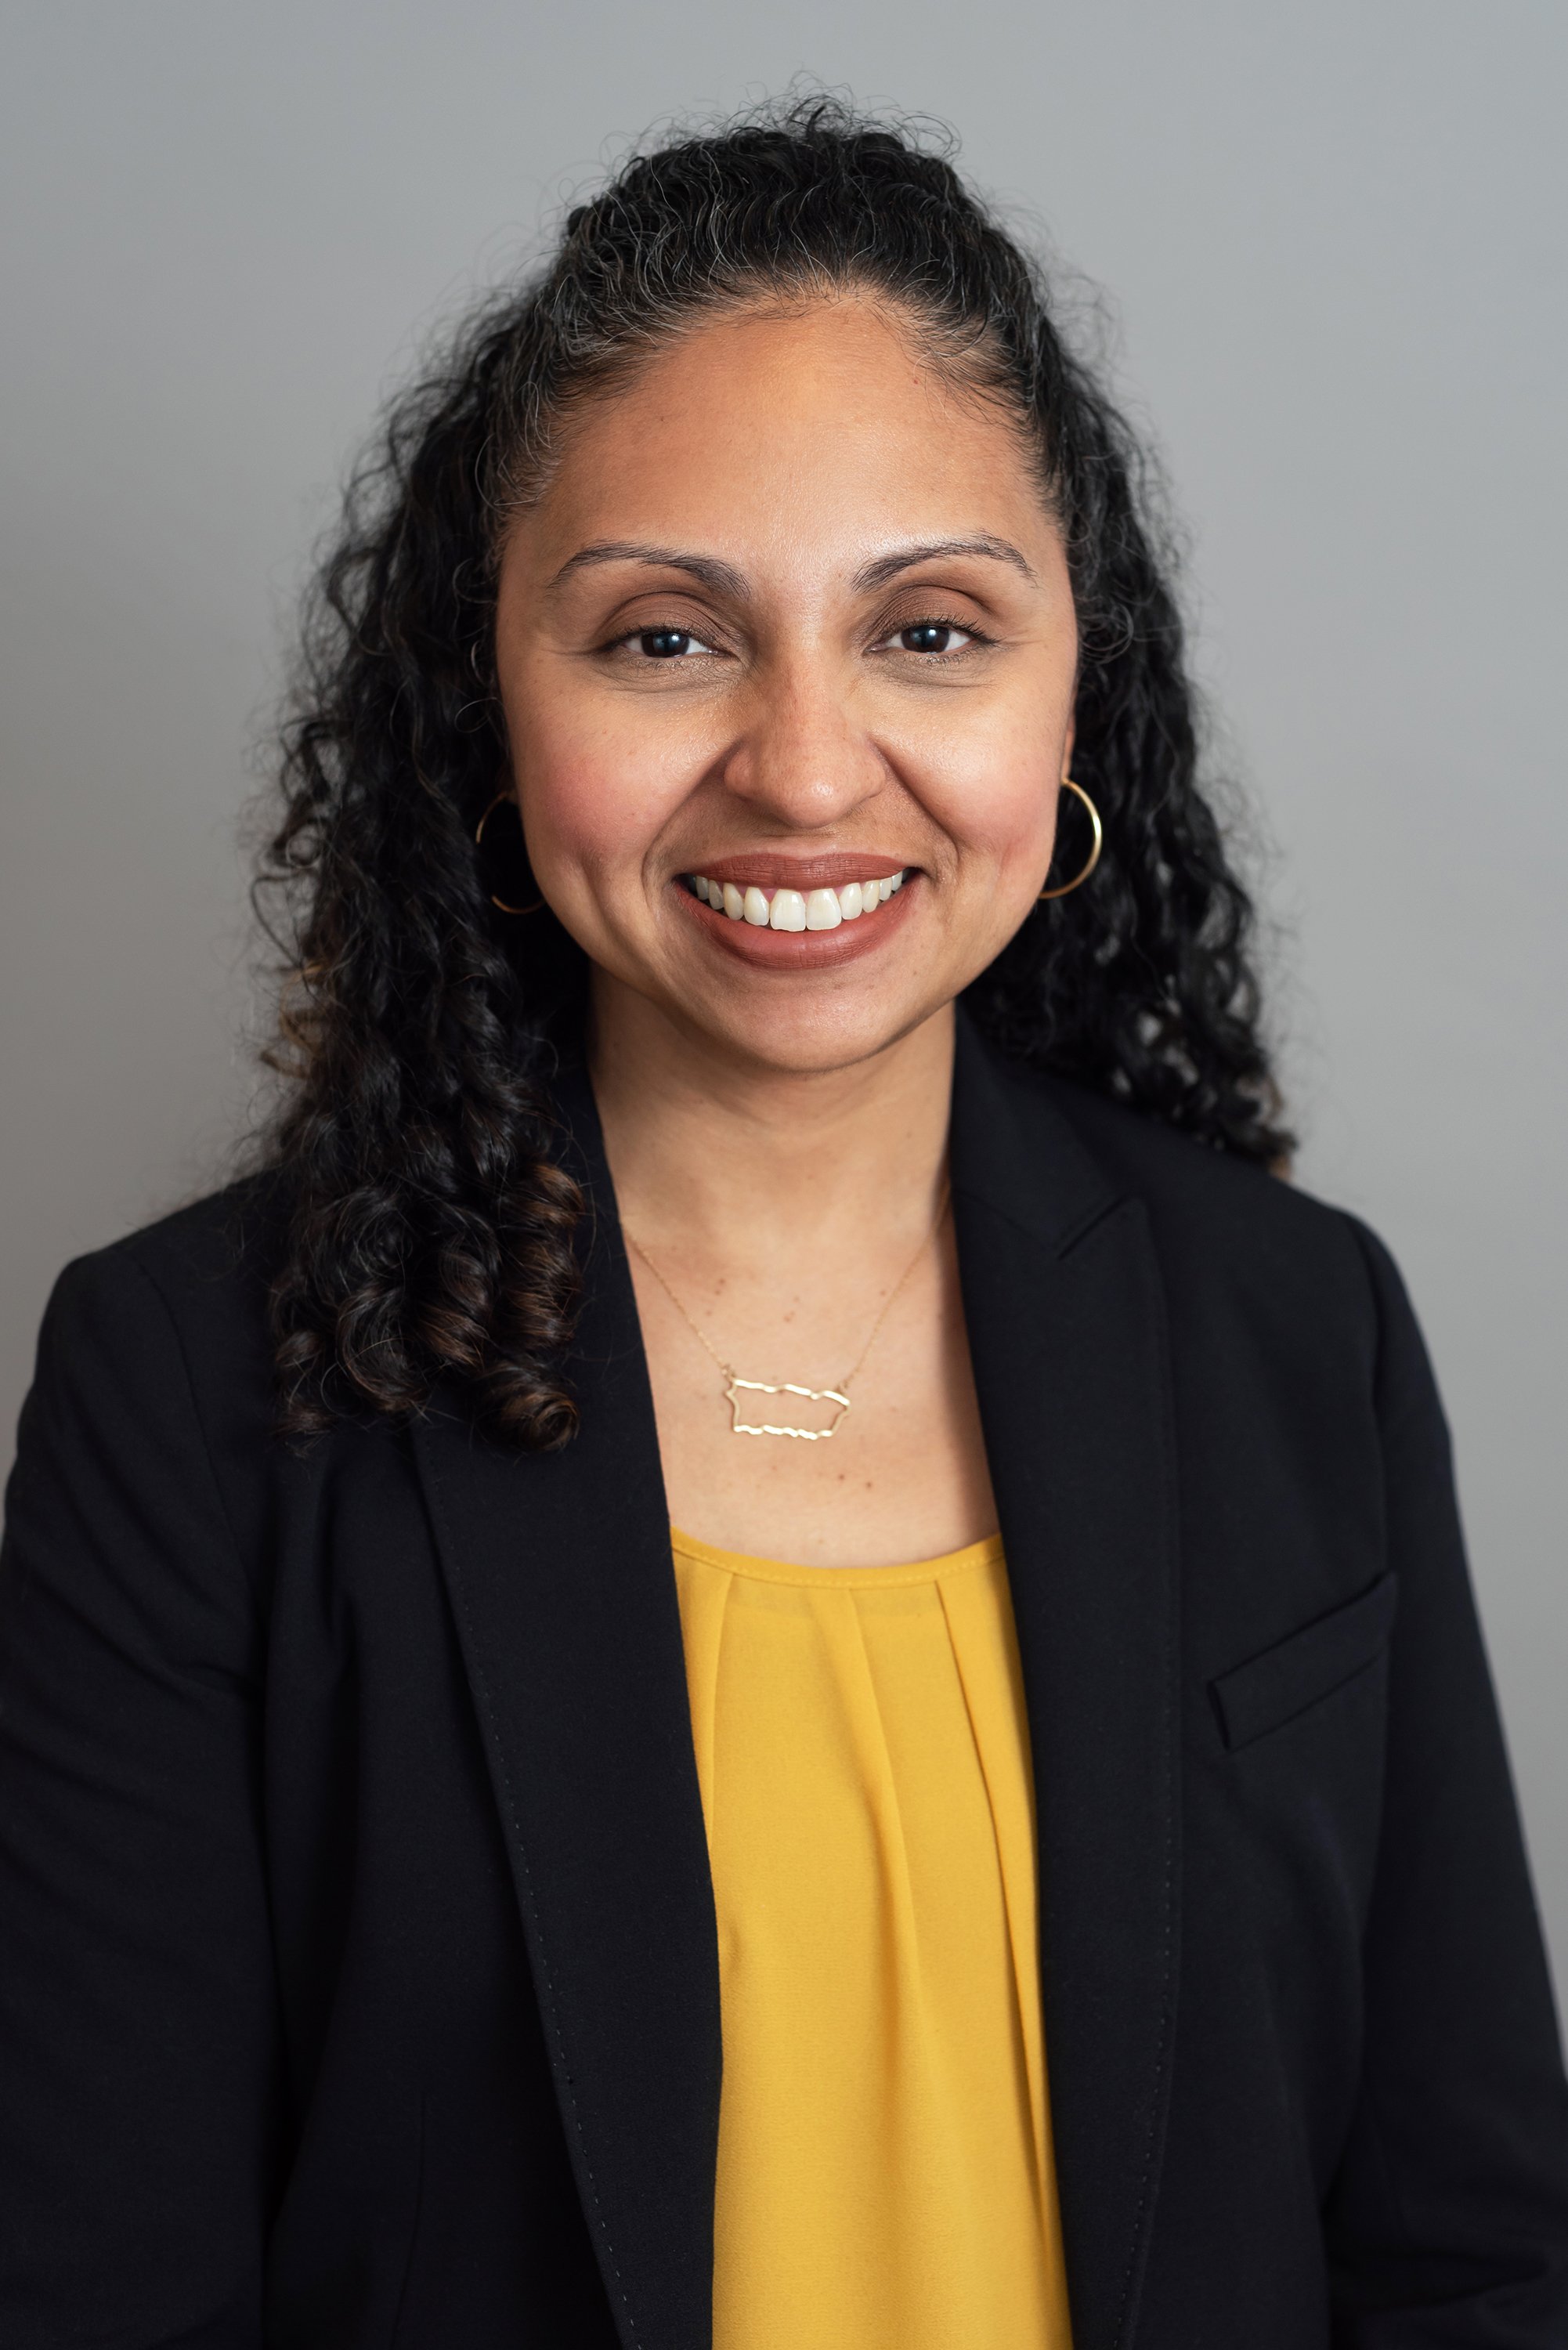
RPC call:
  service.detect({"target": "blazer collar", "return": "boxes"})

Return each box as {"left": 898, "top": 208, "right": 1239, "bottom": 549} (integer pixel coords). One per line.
{"left": 414, "top": 1017, "right": 1181, "bottom": 2350}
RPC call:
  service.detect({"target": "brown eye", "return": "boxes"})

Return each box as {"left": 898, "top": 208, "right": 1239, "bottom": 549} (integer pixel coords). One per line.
{"left": 612, "top": 624, "right": 724, "bottom": 663}
{"left": 876, "top": 617, "right": 983, "bottom": 657}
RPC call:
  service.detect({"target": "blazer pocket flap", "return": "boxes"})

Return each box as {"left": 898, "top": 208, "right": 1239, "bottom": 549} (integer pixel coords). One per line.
{"left": 1211, "top": 1571, "right": 1398, "bottom": 1752}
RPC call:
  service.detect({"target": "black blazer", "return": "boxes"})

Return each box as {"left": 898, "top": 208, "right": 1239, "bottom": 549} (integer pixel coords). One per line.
{"left": 2, "top": 1018, "right": 1566, "bottom": 2349}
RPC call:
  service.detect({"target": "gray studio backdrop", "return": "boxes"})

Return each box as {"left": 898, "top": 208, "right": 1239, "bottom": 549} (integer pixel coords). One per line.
{"left": 3, "top": 3, "right": 1565, "bottom": 1997}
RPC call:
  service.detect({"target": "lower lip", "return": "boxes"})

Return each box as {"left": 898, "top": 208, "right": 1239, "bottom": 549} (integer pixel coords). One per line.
{"left": 675, "top": 880, "right": 919, "bottom": 971}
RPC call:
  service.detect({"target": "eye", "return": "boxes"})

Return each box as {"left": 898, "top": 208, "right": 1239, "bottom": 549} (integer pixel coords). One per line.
{"left": 876, "top": 616, "right": 988, "bottom": 658}
{"left": 623, "top": 626, "right": 721, "bottom": 661}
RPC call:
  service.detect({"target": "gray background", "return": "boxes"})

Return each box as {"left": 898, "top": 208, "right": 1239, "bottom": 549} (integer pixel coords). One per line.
{"left": 3, "top": 3, "right": 1564, "bottom": 1998}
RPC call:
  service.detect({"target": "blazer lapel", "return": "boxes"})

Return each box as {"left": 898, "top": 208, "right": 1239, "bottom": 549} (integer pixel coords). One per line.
{"left": 952, "top": 1017, "right": 1182, "bottom": 2350}
{"left": 411, "top": 1058, "right": 720, "bottom": 2350}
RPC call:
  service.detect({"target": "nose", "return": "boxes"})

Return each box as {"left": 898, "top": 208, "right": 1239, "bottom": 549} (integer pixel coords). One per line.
{"left": 717, "top": 656, "right": 887, "bottom": 832}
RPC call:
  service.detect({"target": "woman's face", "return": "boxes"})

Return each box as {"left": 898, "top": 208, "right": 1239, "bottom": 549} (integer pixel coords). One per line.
{"left": 494, "top": 296, "right": 1079, "bottom": 1076}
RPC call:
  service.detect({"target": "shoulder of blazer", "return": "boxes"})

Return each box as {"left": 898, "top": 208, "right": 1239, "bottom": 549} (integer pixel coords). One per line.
{"left": 38, "top": 1175, "right": 283, "bottom": 1372}
{"left": 953, "top": 1018, "right": 1385, "bottom": 1371}
{"left": 23, "top": 1173, "right": 294, "bottom": 1564}
{"left": 51, "top": 1170, "right": 287, "bottom": 1405}
{"left": 67, "top": 1169, "right": 288, "bottom": 1316}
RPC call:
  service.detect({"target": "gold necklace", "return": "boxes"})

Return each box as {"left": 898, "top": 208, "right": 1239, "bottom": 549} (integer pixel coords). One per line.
{"left": 623, "top": 1186, "right": 950, "bottom": 1441}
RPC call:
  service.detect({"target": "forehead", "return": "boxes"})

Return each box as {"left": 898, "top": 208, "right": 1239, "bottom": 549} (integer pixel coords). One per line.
{"left": 512, "top": 296, "right": 1056, "bottom": 578}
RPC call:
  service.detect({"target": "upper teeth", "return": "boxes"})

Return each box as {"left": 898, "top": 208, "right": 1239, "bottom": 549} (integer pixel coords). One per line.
{"left": 690, "top": 872, "right": 906, "bottom": 929}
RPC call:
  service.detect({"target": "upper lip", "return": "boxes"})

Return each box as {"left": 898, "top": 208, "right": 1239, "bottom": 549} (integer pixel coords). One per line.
{"left": 685, "top": 852, "right": 914, "bottom": 890}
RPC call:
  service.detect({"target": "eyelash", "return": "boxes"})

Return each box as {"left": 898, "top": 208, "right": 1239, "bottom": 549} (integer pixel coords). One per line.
{"left": 602, "top": 624, "right": 722, "bottom": 659}
{"left": 880, "top": 611, "right": 995, "bottom": 656}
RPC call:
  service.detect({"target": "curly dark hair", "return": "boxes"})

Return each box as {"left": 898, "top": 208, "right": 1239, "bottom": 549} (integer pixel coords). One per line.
{"left": 258, "top": 96, "right": 1290, "bottom": 1450}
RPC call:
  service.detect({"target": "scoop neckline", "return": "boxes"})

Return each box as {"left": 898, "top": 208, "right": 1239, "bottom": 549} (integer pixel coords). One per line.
{"left": 668, "top": 1524, "right": 1004, "bottom": 1590}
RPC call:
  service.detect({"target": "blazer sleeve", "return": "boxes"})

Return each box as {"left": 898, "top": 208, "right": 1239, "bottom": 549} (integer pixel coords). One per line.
{"left": 1324, "top": 1220, "right": 1568, "bottom": 2343}
{"left": 0, "top": 1245, "right": 279, "bottom": 2348}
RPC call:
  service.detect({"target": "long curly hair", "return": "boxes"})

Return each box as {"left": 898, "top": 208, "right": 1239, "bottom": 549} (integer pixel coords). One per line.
{"left": 258, "top": 96, "right": 1290, "bottom": 1450}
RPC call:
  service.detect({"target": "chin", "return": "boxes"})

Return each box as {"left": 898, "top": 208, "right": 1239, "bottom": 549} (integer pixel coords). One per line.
{"left": 692, "top": 978, "right": 955, "bottom": 1078}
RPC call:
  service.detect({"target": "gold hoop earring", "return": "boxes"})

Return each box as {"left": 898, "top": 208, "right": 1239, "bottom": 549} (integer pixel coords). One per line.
{"left": 1038, "top": 776, "right": 1103, "bottom": 900}
{"left": 475, "top": 791, "right": 544, "bottom": 916}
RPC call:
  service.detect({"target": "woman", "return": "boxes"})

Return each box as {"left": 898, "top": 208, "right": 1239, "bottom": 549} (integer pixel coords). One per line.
{"left": 2, "top": 99, "right": 1564, "bottom": 2350}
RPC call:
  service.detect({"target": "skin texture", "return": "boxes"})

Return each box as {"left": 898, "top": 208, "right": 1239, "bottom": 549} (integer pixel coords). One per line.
{"left": 494, "top": 297, "right": 1078, "bottom": 1564}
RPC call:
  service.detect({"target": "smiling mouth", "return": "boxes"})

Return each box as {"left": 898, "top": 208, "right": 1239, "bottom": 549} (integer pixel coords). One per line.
{"left": 685, "top": 869, "right": 907, "bottom": 932}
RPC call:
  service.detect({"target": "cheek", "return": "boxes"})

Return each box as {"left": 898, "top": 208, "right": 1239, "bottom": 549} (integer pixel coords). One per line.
{"left": 901, "top": 702, "right": 1062, "bottom": 880}
{"left": 508, "top": 685, "right": 698, "bottom": 884}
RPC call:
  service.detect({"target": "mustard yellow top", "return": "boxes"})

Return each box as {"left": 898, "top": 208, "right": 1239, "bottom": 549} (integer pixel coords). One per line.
{"left": 670, "top": 1527, "right": 1073, "bottom": 2350}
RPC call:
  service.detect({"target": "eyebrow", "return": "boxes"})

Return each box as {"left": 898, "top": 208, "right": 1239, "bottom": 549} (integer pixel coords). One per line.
{"left": 545, "top": 532, "right": 1038, "bottom": 599}
{"left": 851, "top": 536, "right": 1039, "bottom": 591}
{"left": 545, "top": 540, "right": 749, "bottom": 598}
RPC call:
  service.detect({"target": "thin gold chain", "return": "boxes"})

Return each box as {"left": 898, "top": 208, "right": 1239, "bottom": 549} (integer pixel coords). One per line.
{"left": 839, "top": 1181, "right": 952, "bottom": 1386}
{"left": 623, "top": 1182, "right": 951, "bottom": 1392}
{"left": 624, "top": 1241, "right": 736, "bottom": 1376}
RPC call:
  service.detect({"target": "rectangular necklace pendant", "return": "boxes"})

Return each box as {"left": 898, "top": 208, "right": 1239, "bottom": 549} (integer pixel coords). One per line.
{"left": 724, "top": 1376, "right": 851, "bottom": 1441}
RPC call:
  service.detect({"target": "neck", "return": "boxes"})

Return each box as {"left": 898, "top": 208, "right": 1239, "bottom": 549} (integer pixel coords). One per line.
{"left": 587, "top": 975, "right": 955, "bottom": 1261}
